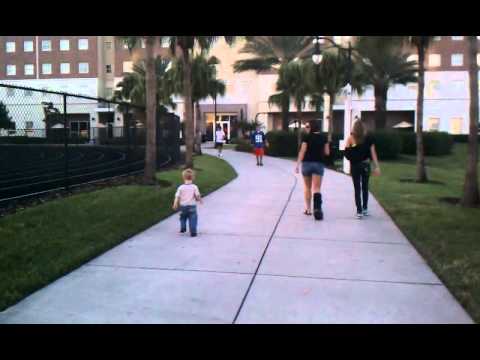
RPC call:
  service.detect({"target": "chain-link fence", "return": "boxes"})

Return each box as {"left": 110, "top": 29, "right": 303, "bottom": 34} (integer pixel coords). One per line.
{"left": 0, "top": 83, "right": 180, "bottom": 203}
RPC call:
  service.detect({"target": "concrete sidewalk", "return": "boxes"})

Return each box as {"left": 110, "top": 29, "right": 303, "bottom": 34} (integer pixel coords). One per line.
{"left": 0, "top": 148, "right": 473, "bottom": 323}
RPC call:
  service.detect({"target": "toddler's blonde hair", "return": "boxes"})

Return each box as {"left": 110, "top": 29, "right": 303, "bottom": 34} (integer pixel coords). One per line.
{"left": 182, "top": 168, "right": 195, "bottom": 181}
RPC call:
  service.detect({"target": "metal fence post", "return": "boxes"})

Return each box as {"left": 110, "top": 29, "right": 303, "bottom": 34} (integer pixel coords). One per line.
{"left": 63, "top": 94, "right": 69, "bottom": 191}
{"left": 125, "top": 104, "right": 131, "bottom": 172}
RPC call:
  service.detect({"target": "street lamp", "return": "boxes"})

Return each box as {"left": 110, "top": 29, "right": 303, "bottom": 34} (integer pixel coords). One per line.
{"left": 311, "top": 36, "right": 355, "bottom": 174}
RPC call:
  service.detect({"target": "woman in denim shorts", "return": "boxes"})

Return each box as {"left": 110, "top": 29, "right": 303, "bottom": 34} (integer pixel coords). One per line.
{"left": 295, "top": 120, "right": 330, "bottom": 220}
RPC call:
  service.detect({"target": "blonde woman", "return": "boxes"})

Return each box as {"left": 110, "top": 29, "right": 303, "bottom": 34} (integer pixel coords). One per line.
{"left": 344, "top": 120, "right": 381, "bottom": 219}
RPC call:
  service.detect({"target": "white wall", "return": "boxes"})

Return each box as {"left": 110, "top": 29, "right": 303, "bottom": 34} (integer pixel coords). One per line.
{"left": 0, "top": 78, "right": 99, "bottom": 130}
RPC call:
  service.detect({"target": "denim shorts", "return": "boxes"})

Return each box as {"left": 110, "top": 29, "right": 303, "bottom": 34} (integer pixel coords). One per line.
{"left": 302, "top": 161, "right": 325, "bottom": 177}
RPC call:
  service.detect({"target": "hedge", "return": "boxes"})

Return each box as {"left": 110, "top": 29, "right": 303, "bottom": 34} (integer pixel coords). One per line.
{"left": 372, "top": 131, "right": 403, "bottom": 160}
{"left": 265, "top": 131, "right": 298, "bottom": 157}
{"left": 264, "top": 130, "right": 342, "bottom": 166}
{"left": 452, "top": 134, "right": 469, "bottom": 143}
{"left": 0, "top": 136, "right": 49, "bottom": 144}
{"left": 234, "top": 138, "right": 254, "bottom": 153}
{"left": 399, "top": 132, "right": 453, "bottom": 156}
{"left": 0, "top": 136, "right": 90, "bottom": 145}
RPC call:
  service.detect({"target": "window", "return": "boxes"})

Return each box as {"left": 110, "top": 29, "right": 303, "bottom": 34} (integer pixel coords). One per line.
{"left": 141, "top": 39, "right": 146, "bottom": 48}
{"left": 105, "top": 41, "right": 112, "bottom": 50}
{"left": 433, "top": 36, "right": 441, "bottom": 41}
{"left": 24, "top": 64, "right": 34, "bottom": 76}
{"left": 6, "top": 65, "right": 16, "bottom": 76}
{"left": 6, "top": 88, "right": 15, "bottom": 97}
{"left": 41, "top": 40, "right": 52, "bottom": 51}
{"left": 106, "top": 64, "right": 112, "bottom": 73}
{"left": 78, "top": 62, "right": 89, "bottom": 74}
{"left": 407, "top": 83, "right": 418, "bottom": 92}
{"left": 428, "top": 54, "right": 441, "bottom": 67}
{"left": 24, "top": 89, "right": 33, "bottom": 97}
{"left": 6, "top": 41, "right": 15, "bottom": 53}
{"left": 59, "top": 39, "right": 70, "bottom": 51}
{"left": 24, "top": 40, "right": 34, "bottom": 52}
{"left": 60, "top": 62, "right": 70, "bottom": 74}
{"left": 451, "top": 53, "right": 463, "bottom": 66}
{"left": 450, "top": 117, "right": 463, "bottom": 134}
{"left": 25, "top": 121, "right": 34, "bottom": 129}
{"left": 452, "top": 80, "right": 465, "bottom": 93}
{"left": 123, "top": 61, "right": 133, "bottom": 73}
{"left": 161, "top": 37, "right": 170, "bottom": 48}
{"left": 42, "top": 63, "right": 52, "bottom": 75}
{"left": 452, "top": 36, "right": 464, "bottom": 41}
{"left": 78, "top": 38, "right": 89, "bottom": 50}
{"left": 427, "top": 117, "right": 440, "bottom": 131}
{"left": 427, "top": 80, "right": 440, "bottom": 97}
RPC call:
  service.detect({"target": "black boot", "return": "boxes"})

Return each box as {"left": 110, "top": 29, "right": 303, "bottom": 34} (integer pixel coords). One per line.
{"left": 313, "top": 193, "right": 323, "bottom": 220}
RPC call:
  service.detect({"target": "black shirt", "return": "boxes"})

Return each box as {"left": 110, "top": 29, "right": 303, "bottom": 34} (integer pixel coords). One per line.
{"left": 302, "top": 132, "right": 327, "bottom": 163}
{"left": 344, "top": 134, "right": 375, "bottom": 164}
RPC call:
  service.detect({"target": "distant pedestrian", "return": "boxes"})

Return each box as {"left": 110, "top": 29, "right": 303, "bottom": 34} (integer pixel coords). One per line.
{"left": 344, "top": 120, "right": 381, "bottom": 219}
{"left": 215, "top": 125, "right": 226, "bottom": 157}
{"left": 172, "top": 169, "right": 202, "bottom": 237}
{"left": 295, "top": 120, "right": 330, "bottom": 220}
{"left": 251, "top": 125, "right": 266, "bottom": 166}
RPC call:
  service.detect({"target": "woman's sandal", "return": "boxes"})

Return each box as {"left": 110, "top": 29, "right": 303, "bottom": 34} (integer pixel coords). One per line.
{"left": 304, "top": 210, "right": 312, "bottom": 216}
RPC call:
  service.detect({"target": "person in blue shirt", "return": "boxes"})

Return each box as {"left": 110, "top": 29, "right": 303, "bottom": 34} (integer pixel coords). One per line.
{"left": 251, "top": 126, "right": 266, "bottom": 166}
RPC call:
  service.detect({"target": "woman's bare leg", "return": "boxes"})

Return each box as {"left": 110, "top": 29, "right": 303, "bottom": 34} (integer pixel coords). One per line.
{"left": 303, "top": 176, "right": 312, "bottom": 213}
{"left": 311, "top": 174, "right": 323, "bottom": 194}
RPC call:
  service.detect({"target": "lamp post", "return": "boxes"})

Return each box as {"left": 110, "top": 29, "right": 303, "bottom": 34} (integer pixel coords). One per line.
{"left": 312, "top": 36, "right": 356, "bottom": 174}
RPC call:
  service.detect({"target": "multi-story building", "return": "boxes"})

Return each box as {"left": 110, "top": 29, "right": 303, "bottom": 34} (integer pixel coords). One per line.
{"left": 1, "top": 36, "right": 478, "bottom": 140}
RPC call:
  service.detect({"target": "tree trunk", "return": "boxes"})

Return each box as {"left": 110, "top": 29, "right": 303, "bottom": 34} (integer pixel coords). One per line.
{"left": 143, "top": 36, "right": 157, "bottom": 184}
{"left": 281, "top": 94, "right": 290, "bottom": 131}
{"left": 374, "top": 83, "right": 388, "bottom": 130}
{"left": 194, "top": 101, "right": 202, "bottom": 155}
{"left": 416, "top": 42, "right": 428, "bottom": 183}
{"left": 328, "top": 92, "right": 335, "bottom": 142}
{"left": 461, "top": 36, "right": 480, "bottom": 207}
{"left": 182, "top": 50, "right": 194, "bottom": 169}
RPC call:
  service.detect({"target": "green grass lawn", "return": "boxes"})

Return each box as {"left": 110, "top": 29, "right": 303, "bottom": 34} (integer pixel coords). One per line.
{"left": 369, "top": 144, "right": 480, "bottom": 322}
{"left": 0, "top": 154, "right": 237, "bottom": 312}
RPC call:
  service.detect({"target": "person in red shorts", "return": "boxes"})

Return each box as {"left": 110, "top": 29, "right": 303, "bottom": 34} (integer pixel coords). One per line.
{"left": 251, "top": 125, "right": 266, "bottom": 166}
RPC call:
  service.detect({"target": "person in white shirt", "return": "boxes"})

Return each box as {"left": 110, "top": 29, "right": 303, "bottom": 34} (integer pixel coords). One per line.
{"left": 172, "top": 169, "right": 202, "bottom": 237}
{"left": 215, "top": 125, "right": 226, "bottom": 157}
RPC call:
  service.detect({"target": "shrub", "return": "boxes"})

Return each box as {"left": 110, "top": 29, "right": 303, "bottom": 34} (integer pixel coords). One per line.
{"left": 265, "top": 130, "right": 298, "bottom": 157}
{"left": 0, "top": 136, "right": 48, "bottom": 144}
{"left": 234, "top": 138, "right": 254, "bottom": 153}
{"left": 399, "top": 132, "right": 453, "bottom": 156}
{"left": 371, "top": 131, "right": 402, "bottom": 160}
{"left": 452, "top": 134, "right": 469, "bottom": 143}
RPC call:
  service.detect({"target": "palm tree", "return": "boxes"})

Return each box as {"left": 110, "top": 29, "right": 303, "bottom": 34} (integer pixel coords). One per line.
{"left": 114, "top": 56, "right": 175, "bottom": 143}
{"left": 165, "top": 53, "right": 226, "bottom": 156}
{"left": 355, "top": 36, "right": 418, "bottom": 130}
{"left": 270, "top": 60, "right": 311, "bottom": 148}
{"left": 233, "top": 36, "right": 313, "bottom": 131}
{"left": 168, "top": 36, "right": 236, "bottom": 169}
{"left": 119, "top": 36, "right": 168, "bottom": 184}
{"left": 461, "top": 36, "right": 480, "bottom": 207}
{"left": 405, "top": 36, "right": 434, "bottom": 183}
{"left": 304, "top": 51, "right": 366, "bottom": 141}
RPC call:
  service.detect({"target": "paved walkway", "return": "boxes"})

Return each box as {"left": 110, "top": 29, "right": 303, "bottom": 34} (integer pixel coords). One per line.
{"left": 0, "top": 148, "right": 473, "bottom": 323}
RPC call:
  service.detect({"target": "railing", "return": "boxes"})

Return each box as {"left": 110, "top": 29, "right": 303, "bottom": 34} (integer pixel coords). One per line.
{"left": 0, "top": 83, "right": 180, "bottom": 203}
